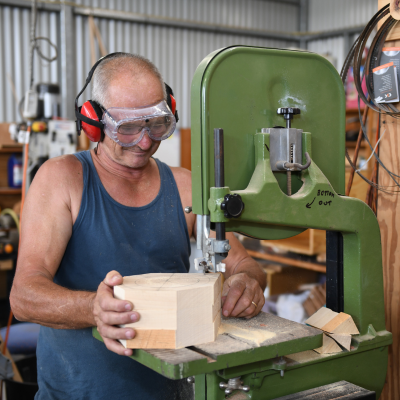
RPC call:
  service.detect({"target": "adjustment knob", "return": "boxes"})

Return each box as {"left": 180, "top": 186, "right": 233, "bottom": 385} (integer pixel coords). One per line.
{"left": 221, "top": 194, "right": 244, "bottom": 218}
{"left": 277, "top": 107, "right": 301, "bottom": 120}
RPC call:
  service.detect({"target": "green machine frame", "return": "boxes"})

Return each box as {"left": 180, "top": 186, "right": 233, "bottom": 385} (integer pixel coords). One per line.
{"left": 94, "top": 46, "right": 391, "bottom": 399}
{"left": 190, "top": 46, "right": 391, "bottom": 397}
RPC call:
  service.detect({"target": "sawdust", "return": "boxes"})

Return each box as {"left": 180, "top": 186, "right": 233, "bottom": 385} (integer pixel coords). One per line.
{"left": 218, "top": 321, "right": 276, "bottom": 347}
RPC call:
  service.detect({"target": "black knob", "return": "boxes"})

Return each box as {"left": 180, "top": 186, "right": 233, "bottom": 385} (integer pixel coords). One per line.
{"left": 277, "top": 107, "right": 301, "bottom": 120}
{"left": 221, "top": 194, "right": 244, "bottom": 218}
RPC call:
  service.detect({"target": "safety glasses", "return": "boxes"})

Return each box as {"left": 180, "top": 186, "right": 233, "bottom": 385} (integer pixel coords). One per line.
{"left": 102, "top": 100, "right": 176, "bottom": 147}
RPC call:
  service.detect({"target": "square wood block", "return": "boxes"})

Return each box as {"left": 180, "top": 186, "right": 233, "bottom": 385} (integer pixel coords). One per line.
{"left": 114, "top": 273, "right": 222, "bottom": 349}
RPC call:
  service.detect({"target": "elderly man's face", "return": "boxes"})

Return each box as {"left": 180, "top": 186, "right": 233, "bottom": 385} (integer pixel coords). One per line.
{"left": 101, "top": 70, "right": 165, "bottom": 169}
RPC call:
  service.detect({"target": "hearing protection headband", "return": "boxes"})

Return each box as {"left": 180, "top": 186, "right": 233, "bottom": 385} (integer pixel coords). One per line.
{"left": 74, "top": 52, "right": 179, "bottom": 139}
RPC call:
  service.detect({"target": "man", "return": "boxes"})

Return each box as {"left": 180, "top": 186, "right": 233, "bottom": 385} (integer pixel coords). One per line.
{"left": 10, "top": 53, "right": 266, "bottom": 399}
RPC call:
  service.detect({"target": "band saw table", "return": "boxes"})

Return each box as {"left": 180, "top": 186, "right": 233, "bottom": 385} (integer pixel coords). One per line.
{"left": 94, "top": 46, "right": 392, "bottom": 399}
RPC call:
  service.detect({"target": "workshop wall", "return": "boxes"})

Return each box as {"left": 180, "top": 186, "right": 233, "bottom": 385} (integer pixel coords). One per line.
{"left": 0, "top": 6, "right": 59, "bottom": 122}
{"left": 0, "top": 0, "right": 298, "bottom": 126}
{"left": 307, "top": 0, "right": 377, "bottom": 71}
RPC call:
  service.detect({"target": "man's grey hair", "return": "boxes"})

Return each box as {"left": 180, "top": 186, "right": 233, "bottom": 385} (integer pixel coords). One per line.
{"left": 92, "top": 53, "right": 167, "bottom": 108}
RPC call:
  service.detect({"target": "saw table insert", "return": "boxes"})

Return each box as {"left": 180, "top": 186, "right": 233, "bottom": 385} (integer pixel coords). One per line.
{"left": 114, "top": 273, "right": 221, "bottom": 349}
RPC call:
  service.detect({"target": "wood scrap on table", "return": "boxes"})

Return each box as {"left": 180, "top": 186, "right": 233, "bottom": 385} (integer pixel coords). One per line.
{"left": 314, "top": 333, "right": 342, "bottom": 354}
{"left": 194, "top": 312, "right": 322, "bottom": 359}
{"left": 327, "top": 333, "right": 351, "bottom": 351}
{"left": 114, "top": 273, "right": 221, "bottom": 349}
{"left": 305, "top": 307, "right": 359, "bottom": 354}
{"left": 305, "top": 307, "right": 359, "bottom": 335}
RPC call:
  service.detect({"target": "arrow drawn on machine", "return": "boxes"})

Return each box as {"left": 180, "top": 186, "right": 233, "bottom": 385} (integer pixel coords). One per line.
{"left": 306, "top": 197, "right": 316, "bottom": 209}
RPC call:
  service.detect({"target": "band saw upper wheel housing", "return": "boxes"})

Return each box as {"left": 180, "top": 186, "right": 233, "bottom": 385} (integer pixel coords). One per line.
{"left": 191, "top": 46, "right": 346, "bottom": 240}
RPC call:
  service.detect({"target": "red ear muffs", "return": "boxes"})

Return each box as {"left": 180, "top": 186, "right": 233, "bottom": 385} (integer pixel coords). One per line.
{"left": 164, "top": 83, "right": 179, "bottom": 123}
{"left": 169, "top": 95, "right": 176, "bottom": 115}
{"left": 80, "top": 100, "right": 103, "bottom": 142}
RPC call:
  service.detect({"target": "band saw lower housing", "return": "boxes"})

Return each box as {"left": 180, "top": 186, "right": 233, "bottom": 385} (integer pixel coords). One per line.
{"left": 93, "top": 46, "right": 391, "bottom": 399}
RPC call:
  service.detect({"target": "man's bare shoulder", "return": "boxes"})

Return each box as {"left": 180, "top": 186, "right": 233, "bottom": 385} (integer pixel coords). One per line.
{"left": 27, "top": 154, "right": 84, "bottom": 221}
{"left": 32, "top": 154, "right": 83, "bottom": 190}
{"left": 169, "top": 167, "right": 195, "bottom": 235}
{"left": 170, "top": 166, "right": 192, "bottom": 192}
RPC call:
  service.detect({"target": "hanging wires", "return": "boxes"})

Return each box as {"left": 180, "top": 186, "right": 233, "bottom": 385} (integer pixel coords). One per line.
{"left": 341, "top": 3, "right": 400, "bottom": 194}
{"left": 28, "top": 0, "right": 38, "bottom": 90}
{"left": 28, "top": 0, "right": 58, "bottom": 91}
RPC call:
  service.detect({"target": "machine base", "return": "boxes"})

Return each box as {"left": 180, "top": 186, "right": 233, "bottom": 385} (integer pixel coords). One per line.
{"left": 272, "top": 380, "right": 375, "bottom": 399}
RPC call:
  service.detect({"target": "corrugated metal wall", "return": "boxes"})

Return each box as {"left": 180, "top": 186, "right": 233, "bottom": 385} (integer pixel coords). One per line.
{"left": 307, "top": 0, "right": 377, "bottom": 72}
{"left": 1, "top": 0, "right": 381, "bottom": 124}
{"left": 0, "top": 5, "right": 59, "bottom": 122}
{"left": 0, "top": 0, "right": 299, "bottom": 125}
{"left": 309, "top": 0, "right": 377, "bottom": 31}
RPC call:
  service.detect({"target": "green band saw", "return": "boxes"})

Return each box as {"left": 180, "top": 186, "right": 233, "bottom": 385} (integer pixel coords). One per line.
{"left": 95, "top": 46, "right": 392, "bottom": 399}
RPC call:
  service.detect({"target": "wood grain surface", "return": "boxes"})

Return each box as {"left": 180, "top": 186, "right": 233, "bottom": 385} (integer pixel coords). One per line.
{"left": 194, "top": 312, "right": 321, "bottom": 358}
{"left": 376, "top": 33, "right": 400, "bottom": 400}
{"left": 114, "top": 273, "right": 221, "bottom": 349}
{"left": 314, "top": 333, "right": 342, "bottom": 354}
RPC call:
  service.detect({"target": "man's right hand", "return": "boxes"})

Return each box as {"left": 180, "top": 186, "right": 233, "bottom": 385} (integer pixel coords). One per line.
{"left": 92, "top": 271, "right": 140, "bottom": 356}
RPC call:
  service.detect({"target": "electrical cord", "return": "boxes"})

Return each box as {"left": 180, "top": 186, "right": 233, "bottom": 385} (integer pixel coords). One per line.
{"left": 28, "top": 0, "right": 58, "bottom": 91}
{"left": 341, "top": 3, "right": 400, "bottom": 194}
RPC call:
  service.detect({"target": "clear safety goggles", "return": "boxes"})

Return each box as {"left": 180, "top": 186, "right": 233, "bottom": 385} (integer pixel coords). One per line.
{"left": 101, "top": 100, "right": 176, "bottom": 147}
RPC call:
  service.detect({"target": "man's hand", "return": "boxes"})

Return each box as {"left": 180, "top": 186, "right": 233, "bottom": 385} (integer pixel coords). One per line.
{"left": 92, "top": 271, "right": 140, "bottom": 356}
{"left": 221, "top": 272, "right": 265, "bottom": 318}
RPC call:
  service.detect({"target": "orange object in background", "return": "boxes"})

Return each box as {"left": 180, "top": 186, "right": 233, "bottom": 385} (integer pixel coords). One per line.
{"left": 4, "top": 244, "right": 13, "bottom": 254}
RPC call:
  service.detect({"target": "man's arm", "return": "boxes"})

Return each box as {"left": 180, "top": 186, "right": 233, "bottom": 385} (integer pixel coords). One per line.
{"left": 10, "top": 156, "right": 138, "bottom": 356}
{"left": 220, "top": 232, "right": 266, "bottom": 318}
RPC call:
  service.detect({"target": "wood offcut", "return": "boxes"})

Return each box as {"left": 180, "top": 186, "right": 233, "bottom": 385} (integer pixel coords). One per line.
{"left": 114, "top": 273, "right": 221, "bottom": 349}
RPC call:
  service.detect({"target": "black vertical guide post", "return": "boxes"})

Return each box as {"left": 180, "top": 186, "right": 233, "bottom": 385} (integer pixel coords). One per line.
{"left": 326, "top": 231, "right": 344, "bottom": 312}
{"left": 214, "top": 129, "right": 227, "bottom": 256}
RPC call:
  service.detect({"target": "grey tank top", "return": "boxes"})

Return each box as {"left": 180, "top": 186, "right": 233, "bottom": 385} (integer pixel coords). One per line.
{"left": 35, "top": 150, "right": 192, "bottom": 400}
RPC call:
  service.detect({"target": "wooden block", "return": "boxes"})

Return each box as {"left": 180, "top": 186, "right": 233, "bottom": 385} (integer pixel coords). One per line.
{"left": 305, "top": 307, "right": 360, "bottom": 335}
{"left": 306, "top": 307, "right": 337, "bottom": 328}
{"left": 114, "top": 273, "right": 221, "bottom": 349}
{"left": 121, "top": 329, "right": 176, "bottom": 349}
{"left": 314, "top": 333, "right": 342, "bottom": 354}
{"left": 176, "top": 311, "right": 221, "bottom": 349}
{"left": 327, "top": 333, "right": 352, "bottom": 351}
{"left": 323, "top": 312, "right": 359, "bottom": 335}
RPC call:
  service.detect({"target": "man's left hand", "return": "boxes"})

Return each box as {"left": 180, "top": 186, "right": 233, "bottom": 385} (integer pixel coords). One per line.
{"left": 221, "top": 272, "right": 265, "bottom": 318}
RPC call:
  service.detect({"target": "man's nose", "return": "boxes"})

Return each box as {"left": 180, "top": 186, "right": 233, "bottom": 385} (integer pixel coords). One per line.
{"left": 137, "top": 129, "right": 153, "bottom": 149}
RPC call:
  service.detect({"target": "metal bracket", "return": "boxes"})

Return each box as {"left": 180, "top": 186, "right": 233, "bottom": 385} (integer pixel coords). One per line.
{"left": 276, "top": 152, "right": 311, "bottom": 171}
{"left": 271, "top": 357, "right": 287, "bottom": 377}
{"left": 219, "top": 376, "right": 250, "bottom": 395}
{"left": 195, "top": 215, "right": 229, "bottom": 273}
{"left": 265, "top": 127, "right": 304, "bottom": 172}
